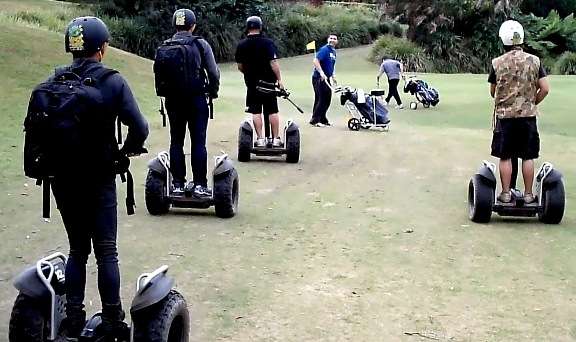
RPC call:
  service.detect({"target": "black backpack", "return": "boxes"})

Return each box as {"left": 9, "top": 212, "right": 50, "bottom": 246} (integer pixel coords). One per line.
{"left": 24, "top": 67, "right": 135, "bottom": 218}
{"left": 153, "top": 36, "right": 206, "bottom": 97}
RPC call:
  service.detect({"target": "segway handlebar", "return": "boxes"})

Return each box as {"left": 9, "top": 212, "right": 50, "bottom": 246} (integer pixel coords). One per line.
{"left": 255, "top": 81, "right": 304, "bottom": 114}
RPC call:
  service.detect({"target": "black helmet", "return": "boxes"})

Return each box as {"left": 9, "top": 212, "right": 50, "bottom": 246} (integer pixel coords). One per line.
{"left": 246, "top": 16, "right": 263, "bottom": 30}
{"left": 173, "top": 9, "right": 196, "bottom": 30}
{"left": 65, "top": 16, "right": 110, "bottom": 54}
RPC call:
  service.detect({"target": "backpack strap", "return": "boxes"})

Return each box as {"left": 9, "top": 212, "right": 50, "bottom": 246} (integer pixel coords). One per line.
{"left": 125, "top": 171, "right": 135, "bottom": 215}
{"left": 42, "top": 177, "right": 51, "bottom": 219}
{"left": 85, "top": 67, "right": 136, "bottom": 215}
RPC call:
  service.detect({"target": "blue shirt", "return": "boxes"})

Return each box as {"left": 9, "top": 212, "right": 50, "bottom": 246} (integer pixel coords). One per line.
{"left": 313, "top": 44, "right": 337, "bottom": 78}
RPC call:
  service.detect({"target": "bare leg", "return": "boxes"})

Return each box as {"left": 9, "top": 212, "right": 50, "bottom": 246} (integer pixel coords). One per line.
{"left": 269, "top": 113, "right": 280, "bottom": 138}
{"left": 499, "top": 159, "right": 512, "bottom": 193}
{"left": 522, "top": 159, "right": 535, "bottom": 195}
{"left": 252, "top": 114, "right": 263, "bottom": 139}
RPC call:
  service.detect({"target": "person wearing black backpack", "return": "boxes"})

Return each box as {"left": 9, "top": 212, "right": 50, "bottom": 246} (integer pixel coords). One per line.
{"left": 153, "top": 8, "right": 220, "bottom": 197}
{"left": 24, "top": 16, "right": 149, "bottom": 340}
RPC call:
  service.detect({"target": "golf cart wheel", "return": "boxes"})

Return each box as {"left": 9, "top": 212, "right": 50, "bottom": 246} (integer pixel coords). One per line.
{"left": 538, "top": 179, "right": 565, "bottom": 224}
{"left": 237, "top": 126, "right": 252, "bottom": 162}
{"left": 423, "top": 103, "right": 430, "bottom": 108}
{"left": 347, "top": 118, "right": 361, "bottom": 131}
{"left": 145, "top": 170, "right": 170, "bottom": 215}
{"left": 468, "top": 175, "right": 494, "bottom": 223}
{"left": 410, "top": 102, "right": 418, "bottom": 110}
{"left": 9, "top": 293, "right": 49, "bottom": 342}
{"left": 132, "top": 290, "right": 190, "bottom": 342}
{"left": 214, "top": 168, "right": 239, "bottom": 218}
{"left": 285, "top": 128, "right": 300, "bottom": 163}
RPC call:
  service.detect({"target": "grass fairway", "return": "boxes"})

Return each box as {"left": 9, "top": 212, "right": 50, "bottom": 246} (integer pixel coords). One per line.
{"left": 1, "top": 2, "right": 576, "bottom": 341}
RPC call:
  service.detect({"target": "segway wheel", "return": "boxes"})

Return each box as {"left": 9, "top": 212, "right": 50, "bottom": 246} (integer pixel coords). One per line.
{"left": 410, "top": 102, "right": 418, "bottom": 110}
{"left": 132, "top": 290, "right": 190, "bottom": 342}
{"left": 9, "top": 293, "right": 49, "bottom": 342}
{"left": 468, "top": 175, "right": 494, "bottom": 223}
{"left": 238, "top": 126, "right": 252, "bottom": 162}
{"left": 145, "top": 170, "right": 170, "bottom": 215}
{"left": 347, "top": 118, "right": 361, "bottom": 131}
{"left": 285, "top": 127, "right": 300, "bottom": 163}
{"left": 538, "top": 179, "right": 565, "bottom": 224}
{"left": 213, "top": 168, "right": 239, "bottom": 218}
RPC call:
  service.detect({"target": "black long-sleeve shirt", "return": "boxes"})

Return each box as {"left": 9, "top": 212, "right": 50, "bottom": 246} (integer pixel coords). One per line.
{"left": 67, "top": 58, "right": 149, "bottom": 153}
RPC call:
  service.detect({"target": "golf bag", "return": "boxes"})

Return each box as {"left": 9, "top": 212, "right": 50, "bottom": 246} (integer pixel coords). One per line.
{"left": 340, "top": 87, "right": 390, "bottom": 124}
{"left": 403, "top": 77, "right": 439, "bottom": 106}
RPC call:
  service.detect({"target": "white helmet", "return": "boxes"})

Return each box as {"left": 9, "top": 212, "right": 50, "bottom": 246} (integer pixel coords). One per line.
{"left": 499, "top": 20, "right": 524, "bottom": 46}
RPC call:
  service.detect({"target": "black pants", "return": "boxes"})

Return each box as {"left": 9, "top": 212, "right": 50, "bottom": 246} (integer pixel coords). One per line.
{"left": 311, "top": 76, "right": 332, "bottom": 124}
{"left": 166, "top": 95, "right": 209, "bottom": 187}
{"left": 51, "top": 177, "right": 120, "bottom": 311}
{"left": 385, "top": 79, "right": 402, "bottom": 105}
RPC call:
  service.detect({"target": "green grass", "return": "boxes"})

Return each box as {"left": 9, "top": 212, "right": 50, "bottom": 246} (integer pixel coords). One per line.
{"left": 1, "top": 1, "right": 576, "bottom": 341}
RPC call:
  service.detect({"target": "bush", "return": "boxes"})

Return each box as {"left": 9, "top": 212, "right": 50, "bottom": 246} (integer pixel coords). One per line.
{"left": 265, "top": 3, "right": 381, "bottom": 57}
{"left": 379, "top": 18, "right": 405, "bottom": 38}
{"left": 553, "top": 51, "right": 576, "bottom": 74}
{"left": 369, "top": 35, "right": 430, "bottom": 72}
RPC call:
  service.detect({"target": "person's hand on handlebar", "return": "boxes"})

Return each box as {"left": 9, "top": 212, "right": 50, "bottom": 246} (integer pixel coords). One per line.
{"left": 277, "top": 80, "right": 285, "bottom": 90}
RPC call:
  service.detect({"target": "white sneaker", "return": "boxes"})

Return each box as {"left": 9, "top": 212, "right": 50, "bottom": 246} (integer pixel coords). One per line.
{"left": 272, "top": 137, "right": 283, "bottom": 147}
{"left": 254, "top": 138, "right": 266, "bottom": 147}
{"left": 315, "top": 123, "right": 326, "bottom": 127}
{"left": 395, "top": 104, "right": 404, "bottom": 110}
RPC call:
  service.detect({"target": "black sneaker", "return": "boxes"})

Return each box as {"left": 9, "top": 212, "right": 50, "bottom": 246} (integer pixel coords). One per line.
{"left": 96, "top": 304, "right": 130, "bottom": 342}
{"left": 94, "top": 320, "right": 130, "bottom": 342}
{"left": 172, "top": 184, "right": 184, "bottom": 196}
{"left": 60, "top": 308, "right": 86, "bottom": 341}
{"left": 193, "top": 185, "right": 212, "bottom": 199}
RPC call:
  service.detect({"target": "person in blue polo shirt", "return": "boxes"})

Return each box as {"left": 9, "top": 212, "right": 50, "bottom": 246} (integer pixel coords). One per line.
{"left": 310, "top": 34, "right": 338, "bottom": 127}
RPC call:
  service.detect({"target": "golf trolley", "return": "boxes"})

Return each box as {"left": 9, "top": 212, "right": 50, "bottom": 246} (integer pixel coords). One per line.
{"left": 238, "top": 81, "right": 302, "bottom": 163}
{"left": 337, "top": 85, "right": 390, "bottom": 132}
{"left": 403, "top": 75, "right": 439, "bottom": 110}
{"left": 468, "top": 161, "right": 566, "bottom": 223}
{"left": 9, "top": 253, "right": 189, "bottom": 341}
{"left": 145, "top": 152, "right": 239, "bottom": 218}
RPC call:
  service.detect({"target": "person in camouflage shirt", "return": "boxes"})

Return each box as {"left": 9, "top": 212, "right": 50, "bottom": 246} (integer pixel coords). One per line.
{"left": 488, "top": 20, "right": 550, "bottom": 203}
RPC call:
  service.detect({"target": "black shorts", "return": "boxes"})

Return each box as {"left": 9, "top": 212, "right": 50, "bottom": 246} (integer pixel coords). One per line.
{"left": 245, "top": 87, "right": 278, "bottom": 116}
{"left": 491, "top": 117, "right": 540, "bottom": 160}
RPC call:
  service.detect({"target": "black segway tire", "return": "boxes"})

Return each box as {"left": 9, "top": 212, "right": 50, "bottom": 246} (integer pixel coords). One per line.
{"left": 214, "top": 168, "right": 239, "bottom": 218}
{"left": 9, "top": 294, "right": 49, "bottom": 342}
{"left": 132, "top": 290, "right": 190, "bottom": 342}
{"left": 238, "top": 127, "right": 252, "bottom": 162}
{"left": 538, "top": 179, "right": 565, "bottom": 224}
{"left": 145, "top": 170, "right": 170, "bottom": 215}
{"left": 285, "top": 129, "right": 300, "bottom": 163}
{"left": 468, "top": 175, "right": 494, "bottom": 223}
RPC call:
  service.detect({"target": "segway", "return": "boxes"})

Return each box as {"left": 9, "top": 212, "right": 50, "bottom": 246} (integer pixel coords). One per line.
{"left": 468, "top": 160, "right": 566, "bottom": 224}
{"left": 237, "top": 81, "right": 303, "bottom": 163}
{"left": 145, "top": 153, "right": 239, "bottom": 218}
{"left": 9, "top": 252, "right": 190, "bottom": 341}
